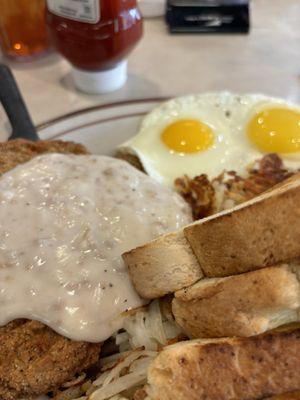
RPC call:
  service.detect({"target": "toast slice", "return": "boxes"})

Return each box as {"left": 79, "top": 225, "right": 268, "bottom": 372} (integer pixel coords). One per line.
{"left": 146, "top": 327, "right": 300, "bottom": 400}
{"left": 123, "top": 173, "right": 300, "bottom": 299}
{"left": 172, "top": 263, "right": 300, "bottom": 338}
{"left": 184, "top": 173, "right": 300, "bottom": 277}
{"left": 124, "top": 231, "right": 202, "bottom": 299}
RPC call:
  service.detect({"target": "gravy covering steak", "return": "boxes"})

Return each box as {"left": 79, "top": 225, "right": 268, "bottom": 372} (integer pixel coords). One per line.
{"left": 0, "top": 153, "right": 192, "bottom": 342}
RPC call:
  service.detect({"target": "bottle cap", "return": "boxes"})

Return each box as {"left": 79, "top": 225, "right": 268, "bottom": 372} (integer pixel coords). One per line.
{"left": 138, "top": 0, "right": 165, "bottom": 17}
{"left": 72, "top": 61, "right": 127, "bottom": 94}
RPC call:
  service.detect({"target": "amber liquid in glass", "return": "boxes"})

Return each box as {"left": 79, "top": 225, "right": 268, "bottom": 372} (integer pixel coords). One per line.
{"left": 0, "top": 0, "right": 49, "bottom": 60}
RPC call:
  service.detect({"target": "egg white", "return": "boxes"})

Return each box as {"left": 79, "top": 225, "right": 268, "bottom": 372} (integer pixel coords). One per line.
{"left": 119, "top": 92, "right": 300, "bottom": 186}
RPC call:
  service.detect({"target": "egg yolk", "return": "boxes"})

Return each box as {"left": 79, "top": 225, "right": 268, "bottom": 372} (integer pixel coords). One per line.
{"left": 247, "top": 108, "right": 300, "bottom": 153}
{"left": 161, "top": 119, "right": 214, "bottom": 154}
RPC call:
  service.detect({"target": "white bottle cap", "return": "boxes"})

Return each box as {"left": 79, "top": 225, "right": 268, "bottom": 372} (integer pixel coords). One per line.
{"left": 72, "top": 61, "right": 127, "bottom": 94}
{"left": 138, "top": 0, "right": 165, "bottom": 17}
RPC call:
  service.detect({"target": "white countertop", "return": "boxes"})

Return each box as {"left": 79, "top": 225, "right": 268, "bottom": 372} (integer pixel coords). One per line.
{"left": 0, "top": 0, "right": 300, "bottom": 133}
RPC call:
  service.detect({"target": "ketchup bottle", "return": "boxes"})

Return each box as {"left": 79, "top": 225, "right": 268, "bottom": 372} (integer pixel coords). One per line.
{"left": 46, "top": 1, "right": 143, "bottom": 93}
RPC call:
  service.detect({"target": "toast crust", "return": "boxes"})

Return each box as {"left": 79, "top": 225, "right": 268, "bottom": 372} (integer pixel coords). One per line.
{"left": 147, "top": 328, "right": 300, "bottom": 400}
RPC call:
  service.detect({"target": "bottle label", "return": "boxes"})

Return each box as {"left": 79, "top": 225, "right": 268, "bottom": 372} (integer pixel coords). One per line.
{"left": 47, "top": 0, "right": 100, "bottom": 24}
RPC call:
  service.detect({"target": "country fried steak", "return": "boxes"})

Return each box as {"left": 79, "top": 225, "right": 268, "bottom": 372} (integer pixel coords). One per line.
{"left": 0, "top": 320, "right": 101, "bottom": 400}
{"left": 0, "top": 139, "right": 101, "bottom": 400}
{"left": 0, "top": 138, "right": 88, "bottom": 176}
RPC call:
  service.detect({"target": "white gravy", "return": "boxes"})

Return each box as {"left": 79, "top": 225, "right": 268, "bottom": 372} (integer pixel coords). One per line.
{"left": 0, "top": 154, "right": 192, "bottom": 342}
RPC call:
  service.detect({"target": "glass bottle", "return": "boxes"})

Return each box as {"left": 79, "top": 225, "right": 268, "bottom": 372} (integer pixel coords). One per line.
{"left": 0, "top": 0, "right": 50, "bottom": 60}
{"left": 46, "top": 0, "right": 143, "bottom": 93}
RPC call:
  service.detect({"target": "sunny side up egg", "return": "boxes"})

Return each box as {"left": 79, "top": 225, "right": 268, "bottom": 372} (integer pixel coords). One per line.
{"left": 119, "top": 92, "right": 300, "bottom": 186}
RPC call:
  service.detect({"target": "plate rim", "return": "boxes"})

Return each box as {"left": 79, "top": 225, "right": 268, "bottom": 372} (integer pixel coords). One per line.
{"left": 37, "top": 97, "right": 169, "bottom": 132}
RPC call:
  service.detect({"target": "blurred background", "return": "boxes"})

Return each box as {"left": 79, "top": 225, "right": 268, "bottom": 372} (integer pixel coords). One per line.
{"left": 0, "top": 0, "right": 299, "bottom": 130}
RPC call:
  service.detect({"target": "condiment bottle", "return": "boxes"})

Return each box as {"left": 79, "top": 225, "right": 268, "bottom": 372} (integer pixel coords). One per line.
{"left": 46, "top": 1, "right": 143, "bottom": 94}
{"left": 0, "top": 0, "right": 49, "bottom": 60}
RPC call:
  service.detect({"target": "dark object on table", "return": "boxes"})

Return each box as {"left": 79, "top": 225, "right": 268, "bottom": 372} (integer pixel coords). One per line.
{"left": 0, "top": 64, "right": 39, "bottom": 141}
{"left": 166, "top": 0, "right": 250, "bottom": 33}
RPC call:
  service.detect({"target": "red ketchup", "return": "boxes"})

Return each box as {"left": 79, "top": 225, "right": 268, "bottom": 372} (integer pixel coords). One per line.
{"left": 46, "top": 0, "right": 143, "bottom": 93}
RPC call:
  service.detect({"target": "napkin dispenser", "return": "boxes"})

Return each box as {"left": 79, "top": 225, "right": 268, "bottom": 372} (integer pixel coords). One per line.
{"left": 166, "top": 0, "right": 250, "bottom": 33}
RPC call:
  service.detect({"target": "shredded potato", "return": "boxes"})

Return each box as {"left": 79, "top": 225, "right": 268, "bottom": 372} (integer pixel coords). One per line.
{"left": 176, "top": 153, "right": 298, "bottom": 220}
{"left": 54, "top": 300, "right": 182, "bottom": 400}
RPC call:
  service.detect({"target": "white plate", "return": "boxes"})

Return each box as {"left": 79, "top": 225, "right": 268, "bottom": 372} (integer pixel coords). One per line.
{"left": 38, "top": 98, "right": 166, "bottom": 152}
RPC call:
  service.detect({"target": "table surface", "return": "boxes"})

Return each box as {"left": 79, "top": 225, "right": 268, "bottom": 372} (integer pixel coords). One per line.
{"left": 0, "top": 0, "right": 299, "bottom": 136}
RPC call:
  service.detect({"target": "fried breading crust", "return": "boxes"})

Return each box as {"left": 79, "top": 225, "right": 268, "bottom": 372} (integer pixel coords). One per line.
{"left": 0, "top": 320, "right": 101, "bottom": 400}
{"left": 0, "top": 138, "right": 88, "bottom": 176}
{"left": 268, "top": 392, "right": 300, "bottom": 399}
{"left": 0, "top": 140, "right": 101, "bottom": 400}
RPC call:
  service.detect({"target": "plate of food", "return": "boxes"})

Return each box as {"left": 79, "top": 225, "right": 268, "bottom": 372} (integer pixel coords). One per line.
{"left": 0, "top": 90, "right": 300, "bottom": 400}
